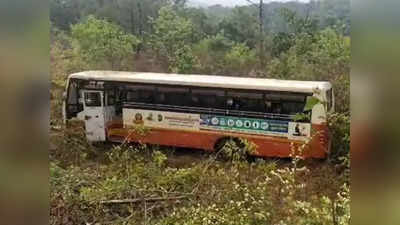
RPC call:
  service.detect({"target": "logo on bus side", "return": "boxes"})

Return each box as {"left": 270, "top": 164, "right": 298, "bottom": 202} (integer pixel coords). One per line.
{"left": 253, "top": 121, "right": 260, "bottom": 129}
{"left": 199, "top": 114, "right": 291, "bottom": 136}
{"left": 261, "top": 122, "right": 269, "bottom": 130}
{"left": 235, "top": 120, "right": 243, "bottom": 127}
{"left": 211, "top": 117, "right": 219, "bottom": 125}
{"left": 133, "top": 113, "right": 144, "bottom": 124}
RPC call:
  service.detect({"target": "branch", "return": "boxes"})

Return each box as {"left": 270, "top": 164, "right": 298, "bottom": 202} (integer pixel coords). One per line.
{"left": 100, "top": 196, "right": 189, "bottom": 205}
{"left": 245, "top": 0, "right": 257, "bottom": 6}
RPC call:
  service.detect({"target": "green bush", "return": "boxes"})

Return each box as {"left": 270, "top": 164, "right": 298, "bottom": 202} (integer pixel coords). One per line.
{"left": 150, "top": 6, "right": 195, "bottom": 73}
{"left": 71, "top": 15, "right": 140, "bottom": 70}
{"left": 267, "top": 28, "right": 350, "bottom": 113}
{"left": 327, "top": 113, "right": 350, "bottom": 177}
{"left": 50, "top": 138, "right": 349, "bottom": 225}
{"left": 169, "top": 45, "right": 196, "bottom": 73}
{"left": 224, "top": 43, "right": 257, "bottom": 76}
{"left": 192, "top": 33, "right": 234, "bottom": 74}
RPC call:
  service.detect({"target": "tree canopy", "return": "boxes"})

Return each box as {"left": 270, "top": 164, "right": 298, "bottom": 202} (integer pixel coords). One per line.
{"left": 70, "top": 15, "right": 140, "bottom": 70}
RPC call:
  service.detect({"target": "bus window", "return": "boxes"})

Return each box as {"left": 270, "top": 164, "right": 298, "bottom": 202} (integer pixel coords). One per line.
{"left": 84, "top": 92, "right": 102, "bottom": 107}
{"left": 66, "top": 80, "right": 84, "bottom": 118}
{"left": 191, "top": 88, "right": 225, "bottom": 109}
{"left": 265, "top": 92, "right": 308, "bottom": 115}
{"left": 106, "top": 89, "right": 116, "bottom": 106}
{"left": 264, "top": 101, "right": 273, "bottom": 113}
{"left": 125, "top": 85, "right": 155, "bottom": 104}
{"left": 282, "top": 102, "right": 306, "bottom": 115}
{"left": 140, "top": 90, "right": 154, "bottom": 104}
{"left": 126, "top": 91, "right": 139, "bottom": 102}
{"left": 227, "top": 91, "right": 264, "bottom": 113}
{"left": 265, "top": 93, "right": 307, "bottom": 102}
{"left": 272, "top": 103, "right": 282, "bottom": 114}
{"left": 67, "top": 81, "right": 78, "bottom": 105}
{"left": 156, "top": 87, "right": 189, "bottom": 106}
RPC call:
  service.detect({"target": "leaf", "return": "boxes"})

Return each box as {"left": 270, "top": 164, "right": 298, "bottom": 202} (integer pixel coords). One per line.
{"left": 304, "top": 96, "right": 321, "bottom": 111}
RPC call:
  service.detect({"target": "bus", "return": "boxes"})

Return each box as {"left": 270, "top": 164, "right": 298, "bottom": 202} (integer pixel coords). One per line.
{"left": 63, "top": 71, "right": 334, "bottom": 158}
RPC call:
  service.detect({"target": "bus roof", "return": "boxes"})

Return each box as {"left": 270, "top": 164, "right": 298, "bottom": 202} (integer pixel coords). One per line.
{"left": 69, "top": 71, "right": 332, "bottom": 93}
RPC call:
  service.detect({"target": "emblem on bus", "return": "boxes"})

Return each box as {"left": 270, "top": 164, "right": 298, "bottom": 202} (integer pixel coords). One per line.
{"left": 134, "top": 113, "right": 144, "bottom": 124}
{"left": 236, "top": 120, "right": 243, "bottom": 127}
{"left": 261, "top": 122, "right": 269, "bottom": 130}
{"left": 253, "top": 121, "right": 260, "bottom": 129}
{"left": 211, "top": 117, "right": 219, "bottom": 125}
{"left": 147, "top": 113, "right": 154, "bottom": 121}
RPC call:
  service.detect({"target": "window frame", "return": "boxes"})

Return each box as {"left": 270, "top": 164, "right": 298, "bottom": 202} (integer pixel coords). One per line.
{"left": 68, "top": 79, "right": 313, "bottom": 121}
{"left": 84, "top": 91, "right": 103, "bottom": 107}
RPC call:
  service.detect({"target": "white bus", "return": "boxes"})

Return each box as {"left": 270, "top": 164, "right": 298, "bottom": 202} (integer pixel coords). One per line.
{"left": 63, "top": 71, "right": 333, "bottom": 158}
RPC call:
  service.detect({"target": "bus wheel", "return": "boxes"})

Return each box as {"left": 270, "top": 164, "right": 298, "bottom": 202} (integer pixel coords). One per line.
{"left": 214, "top": 137, "right": 248, "bottom": 161}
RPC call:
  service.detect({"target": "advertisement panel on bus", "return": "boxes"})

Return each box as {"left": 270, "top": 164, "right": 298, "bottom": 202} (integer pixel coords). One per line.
{"left": 123, "top": 108, "right": 311, "bottom": 141}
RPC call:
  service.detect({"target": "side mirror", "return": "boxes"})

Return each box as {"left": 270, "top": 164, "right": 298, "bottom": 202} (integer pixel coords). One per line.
{"left": 62, "top": 92, "right": 67, "bottom": 101}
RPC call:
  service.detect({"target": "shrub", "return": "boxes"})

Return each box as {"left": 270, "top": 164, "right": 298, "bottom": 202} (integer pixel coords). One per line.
{"left": 327, "top": 113, "right": 350, "bottom": 179}
{"left": 169, "top": 45, "right": 196, "bottom": 73}
{"left": 71, "top": 15, "right": 140, "bottom": 70}
{"left": 192, "top": 33, "right": 234, "bottom": 74}
{"left": 224, "top": 43, "right": 257, "bottom": 76}
{"left": 150, "top": 6, "right": 194, "bottom": 73}
{"left": 267, "top": 28, "right": 350, "bottom": 113}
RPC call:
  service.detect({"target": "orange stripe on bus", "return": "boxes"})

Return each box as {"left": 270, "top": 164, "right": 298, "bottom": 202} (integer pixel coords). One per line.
{"left": 106, "top": 123, "right": 328, "bottom": 159}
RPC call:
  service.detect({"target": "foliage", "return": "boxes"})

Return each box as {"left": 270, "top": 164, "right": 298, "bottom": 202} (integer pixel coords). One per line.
{"left": 50, "top": 0, "right": 350, "bottom": 36}
{"left": 304, "top": 96, "right": 322, "bottom": 112}
{"left": 327, "top": 113, "right": 350, "bottom": 164}
{"left": 218, "top": 7, "right": 258, "bottom": 48}
{"left": 224, "top": 43, "right": 257, "bottom": 76}
{"left": 271, "top": 32, "right": 295, "bottom": 58}
{"left": 169, "top": 45, "right": 196, "bottom": 73}
{"left": 280, "top": 8, "right": 319, "bottom": 36}
{"left": 150, "top": 6, "right": 195, "bottom": 73}
{"left": 192, "top": 33, "right": 234, "bottom": 74}
{"left": 180, "top": 7, "right": 215, "bottom": 38}
{"left": 51, "top": 135, "right": 349, "bottom": 224}
{"left": 129, "top": 124, "right": 152, "bottom": 136}
{"left": 268, "top": 28, "right": 350, "bottom": 113}
{"left": 153, "top": 150, "right": 168, "bottom": 168}
{"left": 50, "top": 1, "right": 351, "bottom": 224}
{"left": 50, "top": 0, "right": 168, "bottom": 36}
{"left": 50, "top": 125, "right": 95, "bottom": 167}
{"left": 216, "top": 138, "right": 257, "bottom": 162}
{"left": 271, "top": 8, "right": 318, "bottom": 57}
{"left": 71, "top": 15, "right": 140, "bottom": 70}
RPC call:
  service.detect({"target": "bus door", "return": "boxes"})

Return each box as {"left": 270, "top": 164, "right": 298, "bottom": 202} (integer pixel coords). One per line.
{"left": 82, "top": 90, "right": 106, "bottom": 142}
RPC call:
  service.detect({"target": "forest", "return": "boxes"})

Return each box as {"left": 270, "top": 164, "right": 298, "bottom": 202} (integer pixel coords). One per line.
{"left": 50, "top": 0, "right": 350, "bottom": 224}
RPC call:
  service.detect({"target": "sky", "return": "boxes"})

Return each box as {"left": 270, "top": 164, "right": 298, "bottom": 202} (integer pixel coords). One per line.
{"left": 189, "top": 0, "right": 310, "bottom": 7}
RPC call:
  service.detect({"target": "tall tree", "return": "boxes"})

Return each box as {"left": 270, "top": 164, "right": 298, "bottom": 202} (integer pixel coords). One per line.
{"left": 150, "top": 6, "right": 195, "bottom": 73}
{"left": 71, "top": 15, "right": 140, "bottom": 70}
{"left": 218, "top": 7, "right": 258, "bottom": 47}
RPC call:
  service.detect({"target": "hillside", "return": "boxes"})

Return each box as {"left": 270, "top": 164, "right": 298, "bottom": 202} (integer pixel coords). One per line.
{"left": 50, "top": 0, "right": 350, "bottom": 224}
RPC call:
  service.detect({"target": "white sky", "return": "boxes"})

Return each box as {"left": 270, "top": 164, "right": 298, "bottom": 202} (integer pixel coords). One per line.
{"left": 190, "top": 0, "right": 310, "bottom": 7}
